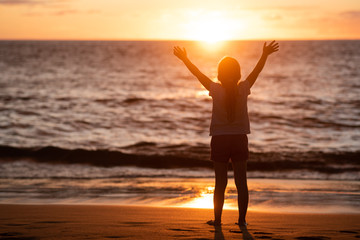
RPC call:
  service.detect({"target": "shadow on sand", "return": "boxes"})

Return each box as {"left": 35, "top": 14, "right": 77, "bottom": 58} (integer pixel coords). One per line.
{"left": 213, "top": 225, "right": 254, "bottom": 240}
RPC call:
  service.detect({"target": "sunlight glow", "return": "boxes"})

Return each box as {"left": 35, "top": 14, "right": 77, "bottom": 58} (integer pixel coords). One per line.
{"left": 184, "top": 11, "right": 242, "bottom": 43}
{"left": 181, "top": 186, "right": 214, "bottom": 209}
{"left": 180, "top": 186, "right": 235, "bottom": 210}
{"left": 196, "top": 89, "right": 210, "bottom": 98}
{"left": 1, "top": 1, "right": 360, "bottom": 40}
{"left": 197, "top": 40, "right": 227, "bottom": 52}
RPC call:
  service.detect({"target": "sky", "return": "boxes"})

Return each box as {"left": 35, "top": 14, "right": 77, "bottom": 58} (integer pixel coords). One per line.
{"left": 0, "top": 0, "right": 360, "bottom": 40}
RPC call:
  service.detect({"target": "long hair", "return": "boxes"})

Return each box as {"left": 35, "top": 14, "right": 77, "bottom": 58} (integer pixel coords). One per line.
{"left": 217, "top": 56, "right": 241, "bottom": 123}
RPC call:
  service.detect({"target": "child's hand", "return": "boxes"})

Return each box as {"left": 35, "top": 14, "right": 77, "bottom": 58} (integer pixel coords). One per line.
{"left": 263, "top": 41, "right": 279, "bottom": 56}
{"left": 173, "top": 46, "right": 188, "bottom": 61}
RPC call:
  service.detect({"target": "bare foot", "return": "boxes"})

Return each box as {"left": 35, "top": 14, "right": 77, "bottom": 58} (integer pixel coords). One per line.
{"left": 207, "top": 220, "right": 221, "bottom": 226}
{"left": 235, "top": 221, "right": 248, "bottom": 226}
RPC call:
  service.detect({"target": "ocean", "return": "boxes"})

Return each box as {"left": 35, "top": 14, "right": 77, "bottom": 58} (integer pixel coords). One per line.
{"left": 0, "top": 40, "right": 359, "bottom": 213}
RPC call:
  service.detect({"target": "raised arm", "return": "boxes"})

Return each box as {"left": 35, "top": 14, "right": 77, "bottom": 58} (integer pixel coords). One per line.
{"left": 173, "top": 46, "right": 213, "bottom": 91}
{"left": 246, "top": 41, "right": 279, "bottom": 88}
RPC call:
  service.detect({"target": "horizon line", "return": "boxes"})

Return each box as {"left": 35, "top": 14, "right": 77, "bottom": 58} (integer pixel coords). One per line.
{"left": 0, "top": 37, "right": 359, "bottom": 42}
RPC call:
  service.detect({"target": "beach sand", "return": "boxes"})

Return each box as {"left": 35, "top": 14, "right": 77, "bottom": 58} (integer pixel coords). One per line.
{"left": 0, "top": 204, "right": 359, "bottom": 239}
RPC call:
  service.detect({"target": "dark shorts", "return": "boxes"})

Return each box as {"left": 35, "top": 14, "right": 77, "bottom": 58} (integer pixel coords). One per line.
{"left": 210, "top": 134, "right": 249, "bottom": 163}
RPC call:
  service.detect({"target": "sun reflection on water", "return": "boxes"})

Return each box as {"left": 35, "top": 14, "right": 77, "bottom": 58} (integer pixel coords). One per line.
{"left": 196, "top": 89, "right": 211, "bottom": 98}
{"left": 196, "top": 40, "right": 227, "bottom": 52}
{"left": 180, "top": 186, "right": 235, "bottom": 210}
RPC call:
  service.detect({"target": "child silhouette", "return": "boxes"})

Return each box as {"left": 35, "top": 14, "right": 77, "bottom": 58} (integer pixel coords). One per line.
{"left": 174, "top": 41, "right": 279, "bottom": 226}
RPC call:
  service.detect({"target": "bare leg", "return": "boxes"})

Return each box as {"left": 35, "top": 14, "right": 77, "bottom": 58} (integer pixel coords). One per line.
{"left": 213, "top": 161, "right": 228, "bottom": 225}
{"left": 232, "top": 160, "right": 248, "bottom": 225}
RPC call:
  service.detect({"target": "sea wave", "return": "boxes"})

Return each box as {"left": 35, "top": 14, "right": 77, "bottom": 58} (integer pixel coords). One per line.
{"left": 1, "top": 145, "right": 359, "bottom": 176}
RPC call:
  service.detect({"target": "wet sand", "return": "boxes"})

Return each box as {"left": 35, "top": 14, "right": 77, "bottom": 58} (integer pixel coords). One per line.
{"left": 0, "top": 204, "right": 359, "bottom": 239}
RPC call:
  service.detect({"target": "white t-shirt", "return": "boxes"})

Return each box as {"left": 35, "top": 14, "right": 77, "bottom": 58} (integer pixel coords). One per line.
{"left": 209, "top": 80, "right": 251, "bottom": 136}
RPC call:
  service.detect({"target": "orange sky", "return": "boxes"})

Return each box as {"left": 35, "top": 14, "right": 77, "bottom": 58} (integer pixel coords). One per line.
{"left": 0, "top": 0, "right": 359, "bottom": 40}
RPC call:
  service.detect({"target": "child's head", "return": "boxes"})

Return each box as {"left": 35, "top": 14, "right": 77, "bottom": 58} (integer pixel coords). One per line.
{"left": 217, "top": 56, "right": 241, "bottom": 85}
{"left": 217, "top": 56, "right": 241, "bottom": 123}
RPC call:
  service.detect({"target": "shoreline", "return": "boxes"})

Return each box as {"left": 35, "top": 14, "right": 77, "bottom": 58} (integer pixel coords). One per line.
{"left": 1, "top": 204, "right": 359, "bottom": 239}
{"left": 1, "top": 177, "right": 359, "bottom": 215}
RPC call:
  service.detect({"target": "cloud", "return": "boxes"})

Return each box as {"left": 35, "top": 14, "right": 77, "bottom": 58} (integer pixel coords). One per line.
{"left": 52, "top": 9, "right": 78, "bottom": 15}
{"left": 52, "top": 9, "right": 101, "bottom": 16}
{"left": 0, "top": 0, "right": 101, "bottom": 16}
{"left": 245, "top": 5, "right": 316, "bottom": 11}
{"left": 340, "top": 11, "right": 360, "bottom": 18}
{"left": 23, "top": 8, "right": 101, "bottom": 16}
{"left": 0, "top": 0, "right": 70, "bottom": 6}
{"left": 262, "top": 14, "right": 282, "bottom": 21}
{"left": 0, "top": 0, "right": 46, "bottom": 5}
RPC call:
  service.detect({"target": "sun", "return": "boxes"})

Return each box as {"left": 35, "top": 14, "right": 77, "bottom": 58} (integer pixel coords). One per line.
{"left": 194, "top": 20, "right": 228, "bottom": 43}
{"left": 184, "top": 11, "right": 240, "bottom": 43}
{"left": 188, "top": 18, "right": 231, "bottom": 43}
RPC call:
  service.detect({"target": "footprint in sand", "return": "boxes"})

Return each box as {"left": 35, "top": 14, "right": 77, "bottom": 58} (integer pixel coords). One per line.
{"left": 104, "top": 236, "right": 128, "bottom": 239}
{"left": 168, "top": 228, "right": 194, "bottom": 232}
{"left": 339, "top": 230, "right": 358, "bottom": 234}
{"left": 0, "top": 232, "right": 37, "bottom": 240}
{"left": 295, "top": 237, "right": 330, "bottom": 240}
{"left": 253, "top": 231, "right": 273, "bottom": 235}
{"left": 35, "top": 221, "right": 69, "bottom": 224}
{"left": 5, "top": 223, "right": 28, "bottom": 226}
{"left": 121, "top": 221, "right": 152, "bottom": 225}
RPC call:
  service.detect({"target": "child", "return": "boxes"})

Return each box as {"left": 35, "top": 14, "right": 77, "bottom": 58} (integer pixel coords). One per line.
{"left": 173, "top": 41, "right": 279, "bottom": 226}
